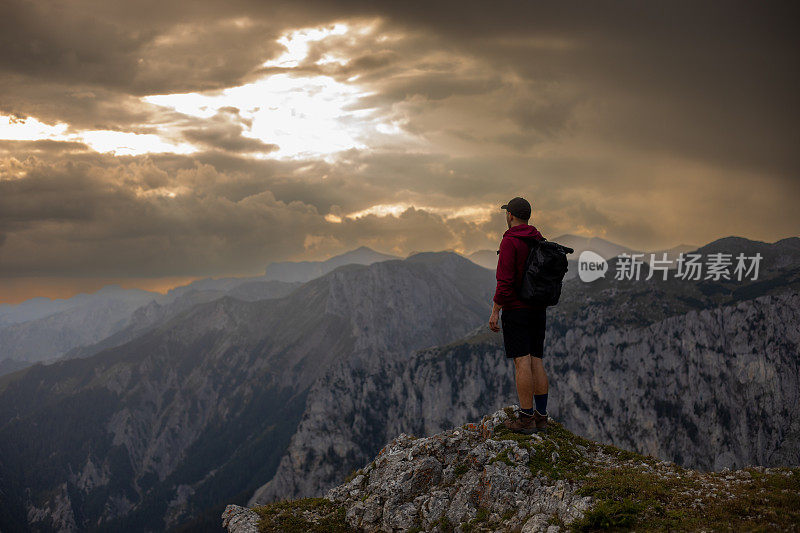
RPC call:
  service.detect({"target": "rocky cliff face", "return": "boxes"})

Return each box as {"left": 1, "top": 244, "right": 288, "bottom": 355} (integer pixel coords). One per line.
{"left": 250, "top": 241, "right": 800, "bottom": 508}
{"left": 323, "top": 409, "right": 594, "bottom": 532}
{"left": 548, "top": 289, "right": 800, "bottom": 471}
{"left": 226, "top": 407, "right": 800, "bottom": 532}
{"left": 0, "top": 252, "right": 494, "bottom": 532}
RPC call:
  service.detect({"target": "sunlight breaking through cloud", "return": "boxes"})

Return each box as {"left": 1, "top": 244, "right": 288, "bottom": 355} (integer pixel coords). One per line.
{"left": 0, "top": 115, "right": 198, "bottom": 155}
{"left": 262, "top": 23, "right": 350, "bottom": 68}
{"left": 145, "top": 72, "right": 374, "bottom": 158}
{"left": 0, "top": 20, "right": 407, "bottom": 159}
{"left": 345, "top": 203, "right": 495, "bottom": 223}
{"left": 143, "top": 20, "right": 401, "bottom": 159}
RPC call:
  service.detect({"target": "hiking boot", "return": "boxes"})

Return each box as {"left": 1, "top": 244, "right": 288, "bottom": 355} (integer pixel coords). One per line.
{"left": 533, "top": 410, "right": 549, "bottom": 431}
{"left": 503, "top": 413, "right": 537, "bottom": 435}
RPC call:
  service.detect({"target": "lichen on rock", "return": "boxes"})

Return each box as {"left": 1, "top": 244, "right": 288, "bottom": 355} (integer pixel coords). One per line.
{"left": 324, "top": 407, "right": 593, "bottom": 532}
{"left": 224, "top": 406, "right": 800, "bottom": 532}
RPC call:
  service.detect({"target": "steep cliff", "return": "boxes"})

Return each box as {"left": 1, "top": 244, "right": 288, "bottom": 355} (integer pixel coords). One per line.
{"left": 250, "top": 245, "right": 800, "bottom": 507}
{"left": 257, "top": 290, "right": 799, "bottom": 505}
{"left": 226, "top": 407, "right": 800, "bottom": 532}
{"left": 0, "top": 252, "right": 494, "bottom": 532}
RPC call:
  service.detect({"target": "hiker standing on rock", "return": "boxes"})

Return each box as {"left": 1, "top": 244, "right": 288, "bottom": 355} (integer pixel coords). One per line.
{"left": 488, "top": 197, "right": 550, "bottom": 434}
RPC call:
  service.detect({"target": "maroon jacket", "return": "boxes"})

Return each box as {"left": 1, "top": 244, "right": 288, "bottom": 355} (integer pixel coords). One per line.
{"left": 493, "top": 223, "right": 545, "bottom": 310}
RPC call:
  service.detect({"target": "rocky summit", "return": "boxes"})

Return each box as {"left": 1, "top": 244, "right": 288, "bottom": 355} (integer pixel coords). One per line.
{"left": 222, "top": 407, "right": 800, "bottom": 532}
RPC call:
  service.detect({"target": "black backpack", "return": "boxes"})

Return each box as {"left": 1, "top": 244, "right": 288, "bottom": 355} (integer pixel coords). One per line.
{"left": 517, "top": 238, "right": 575, "bottom": 306}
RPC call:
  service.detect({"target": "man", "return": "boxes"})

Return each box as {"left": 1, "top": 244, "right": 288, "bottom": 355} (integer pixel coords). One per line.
{"left": 488, "top": 196, "right": 550, "bottom": 434}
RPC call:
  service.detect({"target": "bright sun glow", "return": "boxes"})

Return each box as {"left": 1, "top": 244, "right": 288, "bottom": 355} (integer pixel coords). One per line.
{"left": 146, "top": 20, "right": 392, "bottom": 159}
{"left": 145, "top": 72, "right": 373, "bottom": 158}
{"left": 345, "top": 203, "right": 495, "bottom": 223}
{"left": 0, "top": 115, "right": 197, "bottom": 155}
{"left": 0, "top": 20, "right": 403, "bottom": 159}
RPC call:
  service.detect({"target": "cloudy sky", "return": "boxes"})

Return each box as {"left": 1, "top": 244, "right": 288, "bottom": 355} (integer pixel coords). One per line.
{"left": 0, "top": 0, "right": 797, "bottom": 303}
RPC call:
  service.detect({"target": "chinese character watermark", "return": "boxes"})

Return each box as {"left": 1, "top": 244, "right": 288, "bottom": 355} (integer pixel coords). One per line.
{"left": 579, "top": 251, "right": 763, "bottom": 282}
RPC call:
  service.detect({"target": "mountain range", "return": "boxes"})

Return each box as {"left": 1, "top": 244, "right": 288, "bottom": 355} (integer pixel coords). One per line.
{"left": 0, "top": 252, "right": 494, "bottom": 531}
{"left": 262, "top": 246, "right": 398, "bottom": 283}
{"left": 247, "top": 237, "right": 800, "bottom": 510}
{"left": 0, "top": 246, "right": 398, "bottom": 376}
{"left": 0, "top": 235, "right": 797, "bottom": 532}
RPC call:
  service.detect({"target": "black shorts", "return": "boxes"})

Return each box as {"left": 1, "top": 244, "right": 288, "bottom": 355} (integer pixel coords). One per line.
{"left": 500, "top": 306, "right": 547, "bottom": 359}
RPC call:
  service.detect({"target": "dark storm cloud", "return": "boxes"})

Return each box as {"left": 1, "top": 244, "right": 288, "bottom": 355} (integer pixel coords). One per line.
{"left": 3, "top": 0, "right": 797, "bottom": 167}
{"left": 0, "top": 0, "right": 300, "bottom": 93}
{"left": 0, "top": 153, "right": 309, "bottom": 277}
{"left": 0, "top": 0, "right": 143, "bottom": 87}
{"left": 0, "top": 143, "right": 797, "bottom": 282}
{"left": 508, "top": 98, "right": 577, "bottom": 140}
{"left": 296, "top": 0, "right": 799, "bottom": 180}
{"left": 0, "top": 152, "right": 502, "bottom": 278}
{"left": 416, "top": 0, "right": 800, "bottom": 180}
{"left": 0, "top": 0, "right": 797, "bottom": 291}
{"left": 0, "top": 0, "right": 302, "bottom": 128}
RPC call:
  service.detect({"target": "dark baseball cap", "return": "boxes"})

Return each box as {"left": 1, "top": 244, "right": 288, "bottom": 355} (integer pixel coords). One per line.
{"left": 501, "top": 197, "right": 531, "bottom": 219}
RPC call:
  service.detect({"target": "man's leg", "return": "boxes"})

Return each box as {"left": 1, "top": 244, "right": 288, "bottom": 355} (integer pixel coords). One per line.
{"left": 530, "top": 356, "right": 549, "bottom": 415}
{"left": 513, "top": 355, "right": 534, "bottom": 410}
{"left": 530, "top": 356, "right": 548, "bottom": 395}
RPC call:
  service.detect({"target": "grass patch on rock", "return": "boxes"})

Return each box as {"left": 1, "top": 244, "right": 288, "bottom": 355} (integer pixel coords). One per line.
{"left": 342, "top": 467, "right": 361, "bottom": 484}
{"left": 492, "top": 419, "right": 624, "bottom": 482}
{"left": 250, "top": 412, "right": 800, "bottom": 533}
{"left": 572, "top": 462, "right": 800, "bottom": 531}
{"left": 253, "top": 497, "right": 355, "bottom": 533}
{"left": 454, "top": 462, "right": 470, "bottom": 477}
{"left": 489, "top": 449, "right": 515, "bottom": 467}
{"left": 493, "top": 416, "right": 800, "bottom": 531}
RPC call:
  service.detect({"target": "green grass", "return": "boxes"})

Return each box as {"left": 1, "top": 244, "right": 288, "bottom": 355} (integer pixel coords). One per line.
{"left": 454, "top": 462, "right": 470, "bottom": 477}
{"left": 572, "top": 498, "right": 643, "bottom": 530}
{"left": 492, "top": 418, "right": 631, "bottom": 482}
{"left": 475, "top": 507, "right": 490, "bottom": 521}
{"left": 253, "top": 497, "right": 355, "bottom": 532}
{"left": 571, "top": 463, "right": 800, "bottom": 532}
{"left": 342, "top": 468, "right": 361, "bottom": 484}
{"left": 489, "top": 448, "right": 515, "bottom": 467}
{"left": 493, "top": 417, "right": 800, "bottom": 531}
{"left": 462, "top": 506, "right": 492, "bottom": 532}
{"left": 437, "top": 514, "right": 455, "bottom": 532}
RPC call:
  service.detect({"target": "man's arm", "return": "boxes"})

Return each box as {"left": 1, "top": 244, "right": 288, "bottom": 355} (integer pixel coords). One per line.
{"left": 489, "top": 237, "right": 515, "bottom": 331}
{"left": 493, "top": 237, "right": 517, "bottom": 307}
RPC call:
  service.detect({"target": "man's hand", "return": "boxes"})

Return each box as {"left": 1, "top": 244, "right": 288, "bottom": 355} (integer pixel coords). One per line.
{"left": 488, "top": 310, "right": 500, "bottom": 332}
{"left": 488, "top": 301, "right": 501, "bottom": 332}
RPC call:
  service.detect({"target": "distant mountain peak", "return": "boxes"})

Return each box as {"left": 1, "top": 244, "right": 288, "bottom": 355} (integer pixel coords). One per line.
{"left": 263, "top": 246, "right": 399, "bottom": 283}
{"left": 693, "top": 235, "right": 794, "bottom": 253}
{"left": 351, "top": 245, "right": 378, "bottom": 252}
{"left": 405, "top": 250, "right": 463, "bottom": 261}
